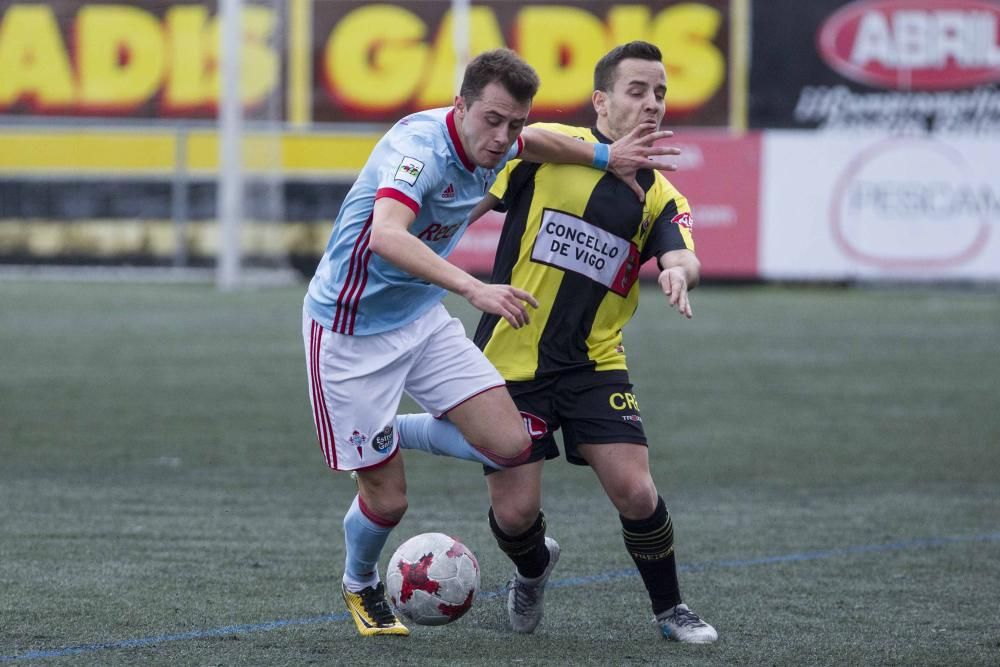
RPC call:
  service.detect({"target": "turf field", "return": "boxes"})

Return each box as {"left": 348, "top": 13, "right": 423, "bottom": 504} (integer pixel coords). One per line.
{"left": 1, "top": 280, "right": 998, "bottom": 666}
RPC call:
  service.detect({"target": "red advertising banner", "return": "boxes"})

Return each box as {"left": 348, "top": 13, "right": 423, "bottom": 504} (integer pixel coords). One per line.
{"left": 312, "top": 0, "right": 733, "bottom": 127}
{"left": 666, "top": 130, "right": 761, "bottom": 278}
{"left": 450, "top": 130, "right": 762, "bottom": 279}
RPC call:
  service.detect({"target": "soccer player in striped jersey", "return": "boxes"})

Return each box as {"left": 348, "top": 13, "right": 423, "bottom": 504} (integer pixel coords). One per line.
{"left": 301, "top": 48, "right": 679, "bottom": 637}
{"left": 397, "top": 41, "right": 717, "bottom": 643}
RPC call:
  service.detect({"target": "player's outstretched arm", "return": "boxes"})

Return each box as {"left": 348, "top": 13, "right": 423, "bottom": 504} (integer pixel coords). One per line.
{"left": 369, "top": 197, "right": 538, "bottom": 329}
{"left": 519, "top": 122, "right": 680, "bottom": 201}
{"left": 657, "top": 249, "right": 701, "bottom": 319}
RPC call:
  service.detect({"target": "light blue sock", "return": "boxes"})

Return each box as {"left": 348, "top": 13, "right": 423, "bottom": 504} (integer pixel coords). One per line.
{"left": 343, "top": 495, "right": 393, "bottom": 590}
{"left": 396, "top": 413, "right": 513, "bottom": 469}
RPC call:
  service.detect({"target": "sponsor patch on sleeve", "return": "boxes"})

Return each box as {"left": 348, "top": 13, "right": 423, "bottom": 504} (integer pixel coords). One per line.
{"left": 670, "top": 211, "right": 693, "bottom": 230}
{"left": 395, "top": 156, "right": 425, "bottom": 186}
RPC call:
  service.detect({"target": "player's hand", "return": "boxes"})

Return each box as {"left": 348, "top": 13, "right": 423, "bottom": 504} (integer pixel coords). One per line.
{"left": 465, "top": 281, "right": 539, "bottom": 329}
{"left": 658, "top": 267, "right": 693, "bottom": 319}
{"left": 608, "top": 121, "right": 681, "bottom": 202}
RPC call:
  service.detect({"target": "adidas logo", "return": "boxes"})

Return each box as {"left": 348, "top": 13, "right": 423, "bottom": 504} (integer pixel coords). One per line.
{"left": 441, "top": 183, "right": 456, "bottom": 199}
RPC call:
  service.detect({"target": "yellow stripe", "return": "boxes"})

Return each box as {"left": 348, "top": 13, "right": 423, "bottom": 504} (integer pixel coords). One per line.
{"left": 728, "top": 0, "right": 750, "bottom": 133}
{"left": 0, "top": 129, "right": 381, "bottom": 174}
{"left": 0, "top": 131, "right": 176, "bottom": 172}
{"left": 287, "top": 0, "right": 312, "bottom": 127}
{"left": 0, "top": 220, "right": 329, "bottom": 257}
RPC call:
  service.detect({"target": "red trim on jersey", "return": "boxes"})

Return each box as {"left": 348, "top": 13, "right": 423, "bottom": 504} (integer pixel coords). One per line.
{"left": 334, "top": 216, "right": 374, "bottom": 335}
{"left": 346, "top": 244, "right": 372, "bottom": 336}
{"left": 375, "top": 187, "right": 420, "bottom": 216}
{"left": 446, "top": 108, "right": 476, "bottom": 172}
{"left": 309, "top": 320, "right": 338, "bottom": 469}
{"left": 515, "top": 134, "right": 524, "bottom": 157}
{"left": 358, "top": 488, "right": 401, "bottom": 527}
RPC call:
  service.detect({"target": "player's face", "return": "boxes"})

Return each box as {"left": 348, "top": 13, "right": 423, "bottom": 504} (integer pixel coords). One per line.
{"left": 594, "top": 58, "right": 667, "bottom": 141}
{"left": 454, "top": 82, "right": 531, "bottom": 169}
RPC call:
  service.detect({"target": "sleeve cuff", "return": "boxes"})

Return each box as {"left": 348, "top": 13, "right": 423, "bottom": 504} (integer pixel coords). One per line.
{"left": 375, "top": 187, "right": 420, "bottom": 216}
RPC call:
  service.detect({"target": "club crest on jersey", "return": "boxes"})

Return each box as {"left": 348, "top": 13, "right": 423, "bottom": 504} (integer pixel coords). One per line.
{"left": 440, "top": 183, "right": 456, "bottom": 199}
{"left": 372, "top": 425, "right": 394, "bottom": 453}
{"left": 671, "top": 211, "right": 693, "bottom": 230}
{"left": 395, "top": 157, "right": 425, "bottom": 186}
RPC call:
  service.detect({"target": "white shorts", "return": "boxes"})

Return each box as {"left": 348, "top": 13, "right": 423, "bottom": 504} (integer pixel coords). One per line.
{"left": 303, "top": 303, "right": 505, "bottom": 471}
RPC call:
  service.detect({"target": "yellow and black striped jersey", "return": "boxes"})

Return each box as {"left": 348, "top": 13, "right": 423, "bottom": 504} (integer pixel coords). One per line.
{"left": 473, "top": 123, "right": 695, "bottom": 381}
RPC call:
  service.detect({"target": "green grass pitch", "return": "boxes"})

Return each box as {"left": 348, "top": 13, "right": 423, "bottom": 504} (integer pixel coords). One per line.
{"left": 1, "top": 281, "right": 998, "bottom": 665}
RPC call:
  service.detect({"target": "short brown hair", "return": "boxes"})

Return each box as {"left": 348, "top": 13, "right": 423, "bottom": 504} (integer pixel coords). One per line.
{"left": 594, "top": 41, "right": 663, "bottom": 92}
{"left": 460, "top": 48, "right": 540, "bottom": 105}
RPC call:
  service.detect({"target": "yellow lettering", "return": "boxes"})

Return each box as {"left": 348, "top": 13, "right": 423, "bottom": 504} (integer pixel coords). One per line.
{"left": 236, "top": 7, "right": 279, "bottom": 107}
{"left": 653, "top": 4, "right": 725, "bottom": 112}
{"left": 163, "top": 6, "right": 212, "bottom": 111}
{"left": 323, "top": 5, "right": 428, "bottom": 110}
{"left": 516, "top": 7, "right": 606, "bottom": 111}
{"left": 609, "top": 393, "right": 626, "bottom": 410}
{"left": 77, "top": 6, "right": 165, "bottom": 111}
{"left": 626, "top": 393, "right": 639, "bottom": 411}
{"left": 606, "top": 5, "right": 652, "bottom": 45}
{"left": 166, "top": 6, "right": 278, "bottom": 111}
{"left": 0, "top": 5, "right": 75, "bottom": 108}
{"left": 417, "top": 8, "right": 505, "bottom": 107}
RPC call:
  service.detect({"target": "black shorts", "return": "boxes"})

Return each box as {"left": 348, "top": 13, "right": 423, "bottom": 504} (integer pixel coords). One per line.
{"left": 489, "top": 369, "right": 647, "bottom": 472}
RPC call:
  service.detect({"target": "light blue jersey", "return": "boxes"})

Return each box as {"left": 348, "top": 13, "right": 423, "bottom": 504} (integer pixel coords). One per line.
{"left": 305, "top": 107, "right": 523, "bottom": 336}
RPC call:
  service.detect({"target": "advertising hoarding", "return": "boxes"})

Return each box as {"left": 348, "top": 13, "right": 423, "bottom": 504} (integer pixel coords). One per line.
{"left": 451, "top": 130, "right": 762, "bottom": 279}
{"left": 749, "top": 0, "right": 1000, "bottom": 133}
{"left": 760, "top": 131, "right": 1000, "bottom": 280}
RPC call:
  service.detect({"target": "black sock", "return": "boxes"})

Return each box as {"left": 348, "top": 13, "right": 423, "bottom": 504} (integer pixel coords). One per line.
{"left": 489, "top": 508, "right": 550, "bottom": 579}
{"left": 621, "top": 496, "right": 681, "bottom": 615}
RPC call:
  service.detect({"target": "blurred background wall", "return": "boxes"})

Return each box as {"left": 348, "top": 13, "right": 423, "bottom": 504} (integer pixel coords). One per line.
{"left": 0, "top": 0, "right": 997, "bottom": 283}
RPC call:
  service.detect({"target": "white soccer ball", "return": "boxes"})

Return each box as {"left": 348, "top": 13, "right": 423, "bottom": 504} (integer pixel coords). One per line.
{"left": 385, "top": 532, "right": 480, "bottom": 626}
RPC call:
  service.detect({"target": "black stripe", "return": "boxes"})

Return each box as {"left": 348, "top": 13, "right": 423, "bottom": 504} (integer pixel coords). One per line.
{"left": 643, "top": 198, "right": 684, "bottom": 266}
{"left": 473, "top": 161, "right": 541, "bottom": 350}
{"left": 533, "top": 169, "right": 653, "bottom": 375}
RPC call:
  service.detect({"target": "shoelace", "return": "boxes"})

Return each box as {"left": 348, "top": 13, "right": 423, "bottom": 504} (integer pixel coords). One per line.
{"left": 360, "top": 586, "right": 398, "bottom": 625}
{"left": 508, "top": 578, "right": 541, "bottom": 616}
{"left": 670, "top": 606, "right": 707, "bottom": 628}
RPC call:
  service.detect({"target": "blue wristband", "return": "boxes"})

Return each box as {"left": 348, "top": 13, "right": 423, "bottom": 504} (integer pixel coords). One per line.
{"left": 592, "top": 142, "right": 610, "bottom": 170}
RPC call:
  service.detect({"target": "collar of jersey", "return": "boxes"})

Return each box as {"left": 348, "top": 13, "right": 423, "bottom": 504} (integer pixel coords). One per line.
{"left": 446, "top": 108, "right": 476, "bottom": 173}
{"left": 590, "top": 127, "right": 613, "bottom": 145}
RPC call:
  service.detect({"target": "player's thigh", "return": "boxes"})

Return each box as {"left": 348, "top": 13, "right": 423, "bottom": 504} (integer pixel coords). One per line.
{"left": 577, "top": 442, "right": 658, "bottom": 519}
{"left": 302, "top": 312, "right": 408, "bottom": 471}
{"left": 404, "top": 307, "right": 506, "bottom": 418}
{"left": 445, "top": 386, "right": 529, "bottom": 456}
{"left": 404, "top": 308, "right": 526, "bottom": 454}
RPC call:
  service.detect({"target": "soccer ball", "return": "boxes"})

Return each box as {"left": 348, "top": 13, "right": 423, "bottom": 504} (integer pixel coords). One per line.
{"left": 385, "top": 532, "right": 480, "bottom": 626}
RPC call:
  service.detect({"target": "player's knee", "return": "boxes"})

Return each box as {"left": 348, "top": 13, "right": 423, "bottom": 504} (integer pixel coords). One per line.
{"left": 499, "top": 424, "right": 532, "bottom": 457}
{"left": 477, "top": 423, "right": 531, "bottom": 460}
{"left": 612, "top": 479, "right": 658, "bottom": 520}
{"left": 491, "top": 498, "right": 539, "bottom": 535}
{"left": 366, "top": 493, "right": 408, "bottom": 524}
{"left": 356, "top": 479, "right": 409, "bottom": 523}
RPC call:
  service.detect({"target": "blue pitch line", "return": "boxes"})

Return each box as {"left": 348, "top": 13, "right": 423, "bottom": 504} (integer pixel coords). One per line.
{"left": 3, "top": 531, "right": 999, "bottom": 663}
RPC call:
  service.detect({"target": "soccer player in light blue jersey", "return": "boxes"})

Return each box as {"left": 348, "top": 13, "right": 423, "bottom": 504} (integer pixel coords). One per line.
{"left": 301, "top": 48, "right": 678, "bottom": 636}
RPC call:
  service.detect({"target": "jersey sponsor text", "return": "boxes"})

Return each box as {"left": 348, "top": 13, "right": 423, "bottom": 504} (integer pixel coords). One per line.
{"left": 531, "top": 209, "right": 639, "bottom": 296}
